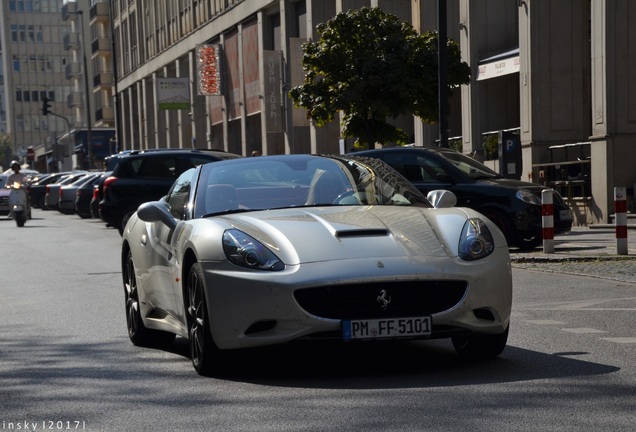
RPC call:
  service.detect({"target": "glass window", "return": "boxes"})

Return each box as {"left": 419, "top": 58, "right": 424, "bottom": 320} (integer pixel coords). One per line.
{"left": 137, "top": 157, "right": 177, "bottom": 179}
{"left": 165, "top": 168, "right": 195, "bottom": 219}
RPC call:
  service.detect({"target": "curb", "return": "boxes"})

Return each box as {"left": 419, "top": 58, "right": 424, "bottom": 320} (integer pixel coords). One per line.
{"left": 588, "top": 224, "right": 636, "bottom": 230}
{"left": 510, "top": 255, "right": 636, "bottom": 264}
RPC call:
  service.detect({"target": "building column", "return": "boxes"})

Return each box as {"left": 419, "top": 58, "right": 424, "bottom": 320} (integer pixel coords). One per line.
{"left": 519, "top": 0, "right": 591, "bottom": 192}
{"left": 458, "top": 0, "right": 481, "bottom": 156}
{"left": 590, "top": 0, "right": 636, "bottom": 222}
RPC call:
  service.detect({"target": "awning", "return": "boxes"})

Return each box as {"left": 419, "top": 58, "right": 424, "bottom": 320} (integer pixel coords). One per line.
{"left": 477, "top": 48, "right": 519, "bottom": 81}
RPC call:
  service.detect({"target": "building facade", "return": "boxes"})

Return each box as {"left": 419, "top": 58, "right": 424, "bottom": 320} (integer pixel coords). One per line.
{"left": 0, "top": 0, "right": 115, "bottom": 172}
{"left": 111, "top": 0, "right": 636, "bottom": 224}
{"left": 0, "top": 0, "right": 75, "bottom": 170}
{"left": 60, "top": 0, "right": 116, "bottom": 171}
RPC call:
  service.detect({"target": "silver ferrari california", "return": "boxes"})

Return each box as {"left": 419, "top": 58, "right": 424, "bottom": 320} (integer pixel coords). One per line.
{"left": 121, "top": 154, "right": 512, "bottom": 376}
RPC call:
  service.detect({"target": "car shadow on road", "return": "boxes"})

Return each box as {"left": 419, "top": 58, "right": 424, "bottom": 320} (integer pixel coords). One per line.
{"left": 166, "top": 338, "right": 620, "bottom": 389}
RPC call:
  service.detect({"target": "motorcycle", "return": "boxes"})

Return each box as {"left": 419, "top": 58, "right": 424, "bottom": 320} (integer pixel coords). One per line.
{"left": 7, "top": 181, "right": 28, "bottom": 227}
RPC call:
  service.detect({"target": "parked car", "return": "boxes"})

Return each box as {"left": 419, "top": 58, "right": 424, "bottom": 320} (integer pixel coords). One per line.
{"left": 121, "top": 154, "right": 512, "bottom": 376}
{"left": 90, "top": 171, "right": 112, "bottom": 219}
{"left": 75, "top": 174, "right": 103, "bottom": 218}
{"left": 100, "top": 149, "right": 241, "bottom": 234}
{"left": 0, "top": 174, "right": 8, "bottom": 215}
{"left": 44, "top": 172, "right": 87, "bottom": 211}
{"left": 29, "top": 172, "right": 74, "bottom": 209}
{"left": 58, "top": 173, "right": 102, "bottom": 214}
{"left": 351, "top": 146, "right": 573, "bottom": 250}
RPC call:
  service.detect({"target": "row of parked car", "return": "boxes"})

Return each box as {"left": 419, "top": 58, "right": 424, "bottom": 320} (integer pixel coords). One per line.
{"left": 26, "top": 148, "right": 243, "bottom": 234}
{"left": 22, "top": 145, "right": 573, "bottom": 249}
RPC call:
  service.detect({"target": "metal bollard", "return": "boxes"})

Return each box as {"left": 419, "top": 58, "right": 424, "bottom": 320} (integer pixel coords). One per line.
{"left": 542, "top": 189, "right": 554, "bottom": 254}
{"left": 615, "top": 187, "right": 628, "bottom": 255}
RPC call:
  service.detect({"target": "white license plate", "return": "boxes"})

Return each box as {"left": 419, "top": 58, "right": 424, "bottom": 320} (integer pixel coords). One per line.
{"left": 342, "top": 316, "right": 432, "bottom": 341}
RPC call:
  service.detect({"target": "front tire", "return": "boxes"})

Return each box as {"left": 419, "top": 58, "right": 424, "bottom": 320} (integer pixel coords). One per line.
{"left": 481, "top": 209, "right": 514, "bottom": 247}
{"left": 452, "top": 326, "right": 509, "bottom": 360}
{"left": 123, "top": 250, "right": 175, "bottom": 347}
{"left": 118, "top": 208, "right": 137, "bottom": 236}
{"left": 186, "top": 263, "right": 220, "bottom": 376}
{"left": 14, "top": 211, "right": 26, "bottom": 227}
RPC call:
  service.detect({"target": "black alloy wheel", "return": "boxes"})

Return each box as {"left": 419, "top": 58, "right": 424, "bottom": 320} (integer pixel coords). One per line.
{"left": 124, "top": 250, "right": 175, "bottom": 347}
{"left": 186, "top": 263, "right": 219, "bottom": 376}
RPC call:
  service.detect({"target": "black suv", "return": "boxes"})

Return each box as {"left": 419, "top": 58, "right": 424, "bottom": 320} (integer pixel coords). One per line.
{"left": 100, "top": 149, "right": 241, "bottom": 234}
{"left": 351, "top": 146, "right": 573, "bottom": 250}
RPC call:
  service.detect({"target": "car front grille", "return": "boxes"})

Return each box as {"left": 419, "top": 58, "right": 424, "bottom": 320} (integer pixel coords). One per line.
{"left": 294, "top": 280, "right": 468, "bottom": 320}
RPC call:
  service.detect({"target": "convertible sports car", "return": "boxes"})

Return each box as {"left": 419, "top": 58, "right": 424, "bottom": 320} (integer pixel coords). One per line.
{"left": 121, "top": 154, "right": 512, "bottom": 376}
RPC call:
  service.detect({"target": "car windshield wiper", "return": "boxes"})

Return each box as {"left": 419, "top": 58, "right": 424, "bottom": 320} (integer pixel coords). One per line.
{"left": 201, "top": 208, "right": 254, "bottom": 218}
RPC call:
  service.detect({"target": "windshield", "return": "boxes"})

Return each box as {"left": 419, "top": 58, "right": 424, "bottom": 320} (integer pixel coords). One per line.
{"left": 195, "top": 155, "right": 430, "bottom": 217}
{"left": 440, "top": 150, "right": 501, "bottom": 180}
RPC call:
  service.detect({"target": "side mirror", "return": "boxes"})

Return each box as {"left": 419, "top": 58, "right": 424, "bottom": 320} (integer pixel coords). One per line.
{"left": 137, "top": 200, "right": 177, "bottom": 230}
{"left": 426, "top": 190, "right": 457, "bottom": 208}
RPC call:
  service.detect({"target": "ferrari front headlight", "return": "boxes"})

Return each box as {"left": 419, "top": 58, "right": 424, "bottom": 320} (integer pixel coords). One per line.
{"left": 458, "top": 218, "right": 495, "bottom": 261}
{"left": 222, "top": 229, "right": 284, "bottom": 271}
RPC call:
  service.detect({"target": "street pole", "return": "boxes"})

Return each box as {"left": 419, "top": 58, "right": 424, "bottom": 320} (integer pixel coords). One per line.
{"left": 438, "top": 0, "right": 448, "bottom": 148}
{"left": 75, "top": 9, "right": 94, "bottom": 169}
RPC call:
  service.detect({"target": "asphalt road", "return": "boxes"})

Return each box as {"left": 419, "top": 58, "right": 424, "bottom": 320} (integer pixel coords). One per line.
{"left": 1, "top": 210, "right": 636, "bottom": 432}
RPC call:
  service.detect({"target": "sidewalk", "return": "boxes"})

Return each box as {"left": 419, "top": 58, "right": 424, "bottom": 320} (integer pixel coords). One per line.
{"left": 509, "top": 225, "right": 636, "bottom": 262}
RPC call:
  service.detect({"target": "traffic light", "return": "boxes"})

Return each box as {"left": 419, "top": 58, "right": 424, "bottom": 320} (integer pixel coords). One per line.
{"left": 41, "top": 97, "right": 52, "bottom": 115}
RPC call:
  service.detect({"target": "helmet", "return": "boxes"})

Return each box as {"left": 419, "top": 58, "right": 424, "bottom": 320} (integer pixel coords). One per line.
{"left": 10, "top": 160, "right": 20, "bottom": 169}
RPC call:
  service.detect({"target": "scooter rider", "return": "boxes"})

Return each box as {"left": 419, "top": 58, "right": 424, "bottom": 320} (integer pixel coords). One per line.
{"left": 6, "top": 161, "right": 27, "bottom": 185}
{"left": 6, "top": 161, "right": 30, "bottom": 219}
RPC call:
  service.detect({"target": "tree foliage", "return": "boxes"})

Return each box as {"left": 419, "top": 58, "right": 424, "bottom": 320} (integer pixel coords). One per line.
{"left": 289, "top": 7, "right": 471, "bottom": 148}
{"left": 0, "top": 134, "right": 14, "bottom": 170}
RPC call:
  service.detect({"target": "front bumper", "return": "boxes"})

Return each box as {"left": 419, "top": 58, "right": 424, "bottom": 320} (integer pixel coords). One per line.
{"left": 200, "top": 251, "right": 512, "bottom": 350}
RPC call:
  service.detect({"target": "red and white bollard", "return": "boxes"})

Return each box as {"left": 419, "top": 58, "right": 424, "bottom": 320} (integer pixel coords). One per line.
{"left": 542, "top": 189, "right": 555, "bottom": 254}
{"left": 614, "top": 187, "right": 628, "bottom": 255}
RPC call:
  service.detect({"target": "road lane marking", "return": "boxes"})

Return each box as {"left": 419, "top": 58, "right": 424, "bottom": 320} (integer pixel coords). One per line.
{"left": 561, "top": 328, "right": 608, "bottom": 334}
{"left": 525, "top": 320, "right": 567, "bottom": 325}
{"left": 601, "top": 337, "right": 636, "bottom": 344}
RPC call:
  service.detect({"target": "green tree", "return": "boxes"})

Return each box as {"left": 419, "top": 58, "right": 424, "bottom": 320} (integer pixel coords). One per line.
{"left": 0, "top": 133, "right": 13, "bottom": 170}
{"left": 289, "top": 7, "right": 471, "bottom": 148}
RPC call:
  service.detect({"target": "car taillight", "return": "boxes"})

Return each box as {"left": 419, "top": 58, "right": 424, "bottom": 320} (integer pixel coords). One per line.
{"left": 59, "top": 187, "right": 64, "bottom": 197}
{"left": 46, "top": 185, "right": 50, "bottom": 193}
{"left": 103, "top": 176, "right": 117, "bottom": 194}
{"left": 92, "top": 186, "right": 99, "bottom": 199}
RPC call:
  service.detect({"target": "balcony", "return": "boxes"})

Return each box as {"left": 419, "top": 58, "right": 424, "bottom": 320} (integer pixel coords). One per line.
{"left": 89, "top": 2, "right": 110, "bottom": 24}
{"left": 63, "top": 32, "right": 80, "bottom": 50}
{"left": 67, "top": 92, "right": 84, "bottom": 108}
{"left": 65, "top": 62, "right": 82, "bottom": 80}
{"left": 61, "top": 1, "right": 79, "bottom": 21}
{"left": 91, "top": 37, "right": 111, "bottom": 57}
{"left": 96, "top": 106, "right": 115, "bottom": 125}
{"left": 93, "top": 71, "right": 114, "bottom": 89}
